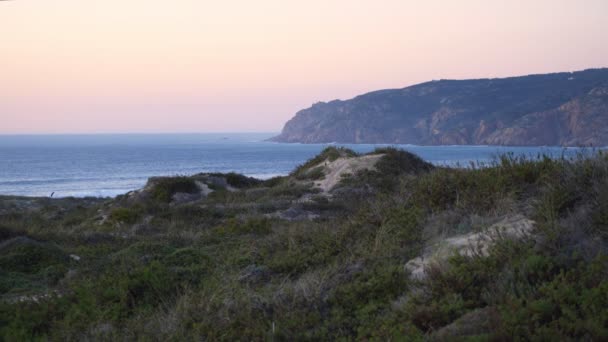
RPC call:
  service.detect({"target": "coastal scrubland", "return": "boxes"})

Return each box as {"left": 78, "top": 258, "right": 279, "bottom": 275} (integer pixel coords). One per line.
{"left": 1, "top": 147, "right": 607, "bottom": 340}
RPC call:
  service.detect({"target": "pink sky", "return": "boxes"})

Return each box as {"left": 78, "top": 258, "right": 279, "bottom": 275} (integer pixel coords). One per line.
{"left": 1, "top": 0, "right": 607, "bottom": 134}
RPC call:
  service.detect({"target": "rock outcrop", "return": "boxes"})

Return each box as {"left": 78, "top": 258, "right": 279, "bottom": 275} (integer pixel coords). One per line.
{"left": 272, "top": 68, "right": 608, "bottom": 146}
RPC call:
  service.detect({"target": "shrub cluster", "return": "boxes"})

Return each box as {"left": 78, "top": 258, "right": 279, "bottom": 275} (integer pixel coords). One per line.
{"left": 149, "top": 177, "right": 199, "bottom": 202}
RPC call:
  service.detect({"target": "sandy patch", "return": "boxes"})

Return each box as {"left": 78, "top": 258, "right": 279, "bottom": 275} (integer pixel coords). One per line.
{"left": 313, "top": 154, "right": 384, "bottom": 192}
{"left": 405, "top": 214, "right": 535, "bottom": 280}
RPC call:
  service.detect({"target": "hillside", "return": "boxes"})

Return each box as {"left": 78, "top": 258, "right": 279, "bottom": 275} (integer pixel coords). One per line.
{"left": 272, "top": 68, "right": 608, "bottom": 146}
{"left": 1, "top": 148, "right": 607, "bottom": 340}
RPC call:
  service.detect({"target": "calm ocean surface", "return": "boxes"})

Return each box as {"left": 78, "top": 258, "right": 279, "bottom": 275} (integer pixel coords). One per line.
{"left": 0, "top": 133, "right": 595, "bottom": 198}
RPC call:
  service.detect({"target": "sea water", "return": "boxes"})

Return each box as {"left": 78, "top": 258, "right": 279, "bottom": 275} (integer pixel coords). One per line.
{"left": 0, "top": 133, "right": 594, "bottom": 198}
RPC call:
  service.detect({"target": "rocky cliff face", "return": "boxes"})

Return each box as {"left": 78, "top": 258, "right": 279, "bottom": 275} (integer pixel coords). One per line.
{"left": 272, "top": 69, "right": 608, "bottom": 146}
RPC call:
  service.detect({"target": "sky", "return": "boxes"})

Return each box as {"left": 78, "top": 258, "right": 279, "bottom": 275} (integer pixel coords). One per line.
{"left": 1, "top": 0, "right": 607, "bottom": 134}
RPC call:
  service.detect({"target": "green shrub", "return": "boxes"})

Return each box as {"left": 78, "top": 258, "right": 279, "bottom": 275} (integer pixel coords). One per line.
{"left": 0, "top": 300, "right": 61, "bottom": 341}
{"left": 151, "top": 205, "right": 226, "bottom": 230}
{"left": 340, "top": 148, "right": 433, "bottom": 192}
{"left": 295, "top": 166, "right": 325, "bottom": 181}
{"left": 164, "top": 247, "right": 210, "bottom": 268}
{"left": 376, "top": 206, "right": 423, "bottom": 257}
{"left": 498, "top": 257, "right": 608, "bottom": 340}
{"left": 0, "top": 238, "right": 68, "bottom": 274}
{"left": 109, "top": 207, "right": 140, "bottom": 224}
{"left": 214, "top": 218, "right": 273, "bottom": 236}
{"left": 110, "top": 240, "right": 176, "bottom": 267}
{"left": 41, "top": 264, "right": 69, "bottom": 286}
{"left": 266, "top": 181, "right": 317, "bottom": 199}
{"left": 372, "top": 147, "right": 434, "bottom": 175}
{"left": 162, "top": 248, "right": 211, "bottom": 284}
{"left": 292, "top": 147, "right": 357, "bottom": 178}
{"left": 150, "top": 177, "right": 199, "bottom": 202}
{"left": 224, "top": 173, "right": 262, "bottom": 188}
{"left": 260, "top": 226, "right": 338, "bottom": 274}
{"left": 0, "top": 225, "right": 22, "bottom": 242}
{"left": 328, "top": 264, "right": 408, "bottom": 338}
{"left": 263, "top": 176, "right": 286, "bottom": 187}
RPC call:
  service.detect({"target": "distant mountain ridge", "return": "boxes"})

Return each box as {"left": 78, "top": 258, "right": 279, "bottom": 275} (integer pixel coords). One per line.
{"left": 271, "top": 68, "right": 608, "bottom": 146}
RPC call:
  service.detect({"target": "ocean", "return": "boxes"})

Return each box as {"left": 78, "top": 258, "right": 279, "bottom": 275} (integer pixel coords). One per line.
{"left": 0, "top": 133, "right": 594, "bottom": 198}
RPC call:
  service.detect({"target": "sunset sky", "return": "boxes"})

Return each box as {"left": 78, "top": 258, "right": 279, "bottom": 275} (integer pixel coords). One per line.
{"left": 1, "top": 0, "right": 607, "bottom": 134}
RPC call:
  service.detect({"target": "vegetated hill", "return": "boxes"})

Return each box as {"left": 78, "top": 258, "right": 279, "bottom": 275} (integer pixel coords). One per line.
{"left": 1, "top": 147, "right": 608, "bottom": 340}
{"left": 272, "top": 68, "right": 608, "bottom": 146}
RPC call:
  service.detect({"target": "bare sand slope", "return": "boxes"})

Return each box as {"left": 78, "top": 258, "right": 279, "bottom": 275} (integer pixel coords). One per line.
{"left": 405, "top": 214, "right": 535, "bottom": 280}
{"left": 313, "top": 154, "right": 384, "bottom": 192}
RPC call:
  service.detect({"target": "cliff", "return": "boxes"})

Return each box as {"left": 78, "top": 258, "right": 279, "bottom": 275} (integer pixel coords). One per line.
{"left": 272, "top": 68, "right": 608, "bottom": 146}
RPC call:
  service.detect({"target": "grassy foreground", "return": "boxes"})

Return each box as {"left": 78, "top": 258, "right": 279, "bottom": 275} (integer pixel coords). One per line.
{"left": 1, "top": 147, "right": 607, "bottom": 340}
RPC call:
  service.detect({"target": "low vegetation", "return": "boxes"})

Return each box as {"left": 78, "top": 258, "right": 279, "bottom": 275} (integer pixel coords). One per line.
{"left": 291, "top": 146, "right": 357, "bottom": 179}
{"left": 148, "top": 176, "right": 199, "bottom": 202}
{"left": 0, "top": 148, "right": 607, "bottom": 340}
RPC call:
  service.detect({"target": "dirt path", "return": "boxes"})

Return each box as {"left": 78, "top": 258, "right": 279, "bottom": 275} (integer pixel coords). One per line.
{"left": 314, "top": 154, "right": 384, "bottom": 192}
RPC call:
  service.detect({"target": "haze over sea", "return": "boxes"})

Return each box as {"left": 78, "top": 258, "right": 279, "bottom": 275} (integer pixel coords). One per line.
{"left": 0, "top": 133, "right": 593, "bottom": 198}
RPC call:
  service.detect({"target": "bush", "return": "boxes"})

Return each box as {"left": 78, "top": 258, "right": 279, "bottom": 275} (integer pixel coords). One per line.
{"left": 214, "top": 218, "right": 273, "bottom": 236}
{"left": 372, "top": 147, "right": 434, "bottom": 175}
{"left": 109, "top": 207, "right": 140, "bottom": 224}
{"left": 0, "top": 237, "right": 68, "bottom": 274}
{"left": 340, "top": 148, "right": 434, "bottom": 192}
{"left": 0, "top": 225, "right": 22, "bottom": 242}
{"left": 295, "top": 166, "right": 325, "bottom": 181}
{"left": 263, "top": 176, "right": 286, "bottom": 188}
{"left": 292, "top": 147, "right": 357, "bottom": 178}
{"left": 328, "top": 264, "right": 408, "bottom": 339}
{"left": 225, "top": 173, "right": 262, "bottom": 188}
{"left": 150, "top": 177, "right": 199, "bottom": 202}
{"left": 498, "top": 257, "right": 608, "bottom": 340}
{"left": 259, "top": 225, "right": 339, "bottom": 275}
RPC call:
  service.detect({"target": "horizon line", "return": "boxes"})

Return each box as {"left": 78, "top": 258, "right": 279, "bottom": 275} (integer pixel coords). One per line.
{"left": 0, "top": 131, "right": 281, "bottom": 136}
